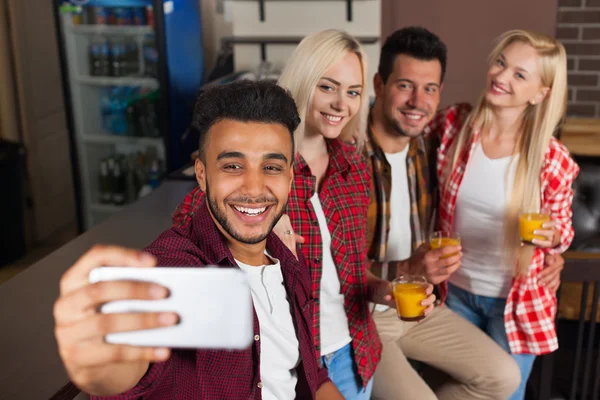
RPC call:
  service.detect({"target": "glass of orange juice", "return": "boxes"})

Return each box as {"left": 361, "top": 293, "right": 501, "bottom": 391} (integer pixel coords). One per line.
{"left": 430, "top": 231, "right": 461, "bottom": 259}
{"left": 519, "top": 210, "right": 550, "bottom": 244}
{"left": 392, "top": 275, "right": 428, "bottom": 321}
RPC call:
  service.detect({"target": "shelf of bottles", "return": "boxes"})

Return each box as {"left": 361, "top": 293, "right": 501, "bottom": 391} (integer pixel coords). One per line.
{"left": 60, "top": 3, "right": 166, "bottom": 229}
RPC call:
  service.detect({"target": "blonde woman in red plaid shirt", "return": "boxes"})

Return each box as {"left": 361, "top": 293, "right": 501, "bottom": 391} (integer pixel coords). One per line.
{"left": 429, "top": 30, "right": 579, "bottom": 400}
{"left": 253, "top": 30, "right": 436, "bottom": 399}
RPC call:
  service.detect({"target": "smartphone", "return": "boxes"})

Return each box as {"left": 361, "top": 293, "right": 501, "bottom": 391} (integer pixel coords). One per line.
{"left": 88, "top": 266, "right": 253, "bottom": 350}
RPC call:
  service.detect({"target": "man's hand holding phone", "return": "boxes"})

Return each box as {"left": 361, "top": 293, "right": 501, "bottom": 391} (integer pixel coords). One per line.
{"left": 54, "top": 245, "right": 176, "bottom": 396}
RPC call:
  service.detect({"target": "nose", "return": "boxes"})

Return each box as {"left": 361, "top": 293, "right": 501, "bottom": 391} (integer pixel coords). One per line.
{"left": 493, "top": 67, "right": 511, "bottom": 84}
{"left": 407, "top": 87, "right": 427, "bottom": 110}
{"left": 330, "top": 91, "right": 348, "bottom": 113}
{"left": 240, "top": 167, "right": 265, "bottom": 198}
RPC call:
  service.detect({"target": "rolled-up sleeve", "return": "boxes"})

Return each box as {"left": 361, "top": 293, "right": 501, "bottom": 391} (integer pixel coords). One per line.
{"left": 543, "top": 142, "right": 580, "bottom": 254}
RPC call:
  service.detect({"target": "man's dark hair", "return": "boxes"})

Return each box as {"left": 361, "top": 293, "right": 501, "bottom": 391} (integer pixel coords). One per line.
{"left": 378, "top": 26, "right": 448, "bottom": 84}
{"left": 191, "top": 80, "right": 301, "bottom": 162}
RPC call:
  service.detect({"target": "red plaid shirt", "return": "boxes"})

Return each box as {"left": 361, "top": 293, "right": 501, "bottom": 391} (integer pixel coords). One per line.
{"left": 92, "top": 200, "right": 329, "bottom": 399}
{"left": 172, "top": 139, "right": 382, "bottom": 386}
{"left": 426, "top": 103, "right": 580, "bottom": 355}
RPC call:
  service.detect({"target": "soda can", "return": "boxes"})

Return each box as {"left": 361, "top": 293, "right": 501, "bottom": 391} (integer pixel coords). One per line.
{"left": 145, "top": 6, "right": 155, "bottom": 27}
{"left": 94, "top": 7, "right": 109, "bottom": 25}
{"left": 113, "top": 8, "right": 125, "bottom": 25}
{"left": 113, "top": 8, "right": 133, "bottom": 26}
{"left": 72, "top": 7, "right": 83, "bottom": 25}
{"left": 132, "top": 7, "right": 146, "bottom": 26}
{"left": 123, "top": 8, "right": 134, "bottom": 25}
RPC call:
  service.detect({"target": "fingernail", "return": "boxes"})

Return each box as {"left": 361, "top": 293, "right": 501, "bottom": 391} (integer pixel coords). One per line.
{"left": 150, "top": 285, "right": 168, "bottom": 298}
{"left": 140, "top": 252, "right": 155, "bottom": 263}
{"left": 155, "top": 348, "right": 169, "bottom": 359}
{"left": 160, "top": 313, "right": 178, "bottom": 325}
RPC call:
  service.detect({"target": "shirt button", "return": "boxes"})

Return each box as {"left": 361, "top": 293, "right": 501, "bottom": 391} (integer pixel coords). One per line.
{"left": 254, "top": 335, "right": 260, "bottom": 341}
{"left": 315, "top": 258, "right": 321, "bottom": 264}
{"left": 257, "top": 382, "right": 263, "bottom": 389}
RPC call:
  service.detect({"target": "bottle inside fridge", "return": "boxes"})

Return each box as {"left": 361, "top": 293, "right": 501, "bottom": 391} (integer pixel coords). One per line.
{"left": 96, "top": 147, "right": 165, "bottom": 206}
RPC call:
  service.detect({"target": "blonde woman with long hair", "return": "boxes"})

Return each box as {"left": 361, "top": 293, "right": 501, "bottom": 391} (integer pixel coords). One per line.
{"left": 171, "top": 30, "right": 436, "bottom": 399}
{"left": 426, "top": 30, "right": 579, "bottom": 399}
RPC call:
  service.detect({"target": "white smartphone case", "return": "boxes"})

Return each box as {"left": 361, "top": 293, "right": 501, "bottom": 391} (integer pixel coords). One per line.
{"left": 88, "top": 267, "right": 254, "bottom": 350}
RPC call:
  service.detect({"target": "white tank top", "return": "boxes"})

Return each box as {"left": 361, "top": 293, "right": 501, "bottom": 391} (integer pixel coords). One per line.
{"left": 450, "top": 142, "right": 518, "bottom": 298}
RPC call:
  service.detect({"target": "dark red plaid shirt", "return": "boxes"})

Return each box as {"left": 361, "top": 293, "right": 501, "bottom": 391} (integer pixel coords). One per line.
{"left": 172, "top": 139, "right": 382, "bottom": 386}
{"left": 92, "top": 199, "right": 329, "bottom": 400}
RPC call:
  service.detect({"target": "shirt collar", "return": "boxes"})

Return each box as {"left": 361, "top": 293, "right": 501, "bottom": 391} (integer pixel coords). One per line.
{"left": 295, "top": 139, "right": 351, "bottom": 176}
{"left": 191, "top": 200, "right": 235, "bottom": 266}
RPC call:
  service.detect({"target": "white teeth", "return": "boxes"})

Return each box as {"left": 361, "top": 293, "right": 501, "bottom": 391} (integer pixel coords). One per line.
{"left": 324, "top": 114, "right": 342, "bottom": 122}
{"left": 492, "top": 83, "right": 508, "bottom": 94}
{"left": 403, "top": 113, "right": 423, "bottom": 120}
{"left": 234, "top": 206, "right": 267, "bottom": 216}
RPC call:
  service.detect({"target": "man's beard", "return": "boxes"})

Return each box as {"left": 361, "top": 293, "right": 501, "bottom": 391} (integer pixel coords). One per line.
{"left": 385, "top": 108, "right": 429, "bottom": 139}
{"left": 205, "top": 183, "right": 286, "bottom": 245}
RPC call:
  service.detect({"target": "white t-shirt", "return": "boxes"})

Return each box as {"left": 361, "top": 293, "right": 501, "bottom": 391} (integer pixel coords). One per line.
{"left": 310, "top": 193, "right": 352, "bottom": 356}
{"left": 374, "top": 148, "right": 412, "bottom": 312}
{"left": 385, "top": 148, "right": 413, "bottom": 263}
{"left": 450, "top": 142, "right": 518, "bottom": 298}
{"left": 236, "top": 257, "right": 299, "bottom": 400}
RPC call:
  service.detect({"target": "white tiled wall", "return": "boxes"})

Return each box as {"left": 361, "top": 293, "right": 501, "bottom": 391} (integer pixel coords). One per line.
{"left": 231, "top": 1, "right": 380, "bottom": 37}
{"left": 233, "top": 42, "right": 381, "bottom": 79}
{"left": 226, "top": 0, "right": 381, "bottom": 92}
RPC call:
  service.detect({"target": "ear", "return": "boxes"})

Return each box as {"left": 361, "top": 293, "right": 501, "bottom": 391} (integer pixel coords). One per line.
{"left": 195, "top": 158, "right": 207, "bottom": 192}
{"left": 530, "top": 87, "right": 550, "bottom": 105}
{"left": 374, "top": 73, "right": 384, "bottom": 97}
{"left": 439, "top": 82, "right": 445, "bottom": 95}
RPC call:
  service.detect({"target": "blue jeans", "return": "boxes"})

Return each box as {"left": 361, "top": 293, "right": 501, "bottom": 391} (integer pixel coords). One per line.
{"left": 446, "top": 283, "right": 536, "bottom": 400}
{"left": 320, "top": 343, "right": 373, "bottom": 399}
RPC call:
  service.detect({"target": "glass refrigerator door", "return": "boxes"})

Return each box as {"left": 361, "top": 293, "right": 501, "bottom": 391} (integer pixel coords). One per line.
{"left": 57, "top": 0, "right": 168, "bottom": 229}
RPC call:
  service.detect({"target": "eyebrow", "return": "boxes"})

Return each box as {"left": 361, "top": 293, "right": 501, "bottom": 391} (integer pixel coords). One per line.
{"left": 322, "top": 77, "right": 363, "bottom": 89}
{"left": 499, "top": 53, "right": 530, "bottom": 75}
{"left": 216, "top": 151, "right": 289, "bottom": 164}
{"left": 264, "top": 152, "right": 289, "bottom": 164}
{"left": 217, "top": 151, "right": 244, "bottom": 161}
{"left": 394, "top": 78, "right": 440, "bottom": 88}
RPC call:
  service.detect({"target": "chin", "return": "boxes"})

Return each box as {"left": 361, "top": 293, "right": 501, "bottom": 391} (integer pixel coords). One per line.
{"left": 319, "top": 127, "right": 344, "bottom": 140}
{"left": 232, "top": 226, "right": 271, "bottom": 244}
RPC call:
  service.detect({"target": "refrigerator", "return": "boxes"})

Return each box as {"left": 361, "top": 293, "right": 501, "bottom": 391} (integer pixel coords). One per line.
{"left": 54, "top": 0, "right": 204, "bottom": 231}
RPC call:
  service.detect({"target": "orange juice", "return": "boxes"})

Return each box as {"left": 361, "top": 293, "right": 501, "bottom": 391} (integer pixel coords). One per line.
{"left": 520, "top": 213, "right": 550, "bottom": 243}
{"left": 393, "top": 282, "right": 427, "bottom": 321}
{"left": 430, "top": 237, "right": 461, "bottom": 259}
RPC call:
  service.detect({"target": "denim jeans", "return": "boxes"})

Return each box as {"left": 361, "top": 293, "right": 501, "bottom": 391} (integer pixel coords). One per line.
{"left": 446, "top": 283, "right": 536, "bottom": 400}
{"left": 320, "top": 343, "right": 373, "bottom": 399}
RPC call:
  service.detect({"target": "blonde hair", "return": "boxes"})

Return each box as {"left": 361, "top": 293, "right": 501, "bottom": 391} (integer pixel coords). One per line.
{"left": 278, "top": 29, "right": 369, "bottom": 151}
{"left": 444, "top": 30, "right": 567, "bottom": 275}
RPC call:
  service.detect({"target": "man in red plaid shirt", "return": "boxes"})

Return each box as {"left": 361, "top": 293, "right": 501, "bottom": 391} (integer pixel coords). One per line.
{"left": 54, "top": 81, "right": 342, "bottom": 399}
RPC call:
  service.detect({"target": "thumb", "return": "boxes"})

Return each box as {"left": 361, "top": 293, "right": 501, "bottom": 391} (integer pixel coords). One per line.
{"left": 294, "top": 234, "right": 306, "bottom": 243}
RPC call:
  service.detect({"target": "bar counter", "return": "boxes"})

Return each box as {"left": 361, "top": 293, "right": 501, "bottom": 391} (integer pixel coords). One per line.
{"left": 0, "top": 180, "right": 197, "bottom": 400}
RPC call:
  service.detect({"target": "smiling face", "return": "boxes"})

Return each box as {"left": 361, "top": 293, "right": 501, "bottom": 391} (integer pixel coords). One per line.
{"left": 305, "top": 51, "right": 364, "bottom": 140}
{"left": 485, "top": 41, "right": 549, "bottom": 111}
{"left": 195, "top": 119, "right": 294, "bottom": 245}
{"left": 374, "top": 54, "right": 443, "bottom": 138}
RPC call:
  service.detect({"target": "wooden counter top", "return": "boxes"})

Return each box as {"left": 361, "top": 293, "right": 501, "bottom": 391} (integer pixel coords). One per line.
{"left": 560, "top": 118, "right": 600, "bottom": 156}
